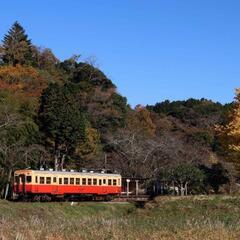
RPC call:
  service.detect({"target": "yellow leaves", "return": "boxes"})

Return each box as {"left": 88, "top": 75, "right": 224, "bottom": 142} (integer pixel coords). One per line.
{"left": 215, "top": 88, "right": 240, "bottom": 171}
{"left": 229, "top": 145, "right": 240, "bottom": 152}
{"left": 0, "top": 65, "right": 48, "bottom": 98}
{"left": 208, "top": 152, "right": 219, "bottom": 164}
{"left": 0, "top": 64, "right": 38, "bottom": 81}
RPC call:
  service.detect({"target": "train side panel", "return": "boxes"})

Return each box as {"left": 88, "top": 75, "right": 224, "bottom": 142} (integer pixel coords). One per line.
{"left": 13, "top": 170, "right": 122, "bottom": 198}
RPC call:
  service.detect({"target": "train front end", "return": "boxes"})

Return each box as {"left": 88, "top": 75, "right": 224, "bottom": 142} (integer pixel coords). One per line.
{"left": 13, "top": 170, "right": 33, "bottom": 199}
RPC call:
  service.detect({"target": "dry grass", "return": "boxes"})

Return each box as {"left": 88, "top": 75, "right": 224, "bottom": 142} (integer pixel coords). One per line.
{"left": 1, "top": 195, "right": 240, "bottom": 239}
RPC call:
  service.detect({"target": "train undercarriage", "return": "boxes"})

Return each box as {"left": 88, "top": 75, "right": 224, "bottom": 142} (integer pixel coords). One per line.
{"left": 13, "top": 193, "right": 116, "bottom": 202}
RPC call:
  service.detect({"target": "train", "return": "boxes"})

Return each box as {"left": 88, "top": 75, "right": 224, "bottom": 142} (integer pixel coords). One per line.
{"left": 13, "top": 169, "right": 122, "bottom": 201}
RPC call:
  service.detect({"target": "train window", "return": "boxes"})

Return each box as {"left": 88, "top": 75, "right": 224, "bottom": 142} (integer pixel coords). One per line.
{"left": 113, "top": 179, "right": 117, "bottom": 186}
{"left": 99, "top": 179, "right": 102, "bottom": 185}
{"left": 35, "top": 176, "right": 38, "bottom": 183}
{"left": 26, "top": 176, "right": 32, "bottom": 183}
{"left": 70, "top": 178, "right": 74, "bottom": 185}
{"left": 118, "top": 179, "right": 120, "bottom": 186}
{"left": 108, "top": 179, "right": 112, "bottom": 186}
{"left": 76, "top": 178, "right": 80, "bottom": 185}
{"left": 40, "top": 177, "right": 45, "bottom": 184}
{"left": 53, "top": 177, "right": 57, "bottom": 183}
{"left": 88, "top": 178, "right": 92, "bottom": 185}
{"left": 103, "top": 179, "right": 106, "bottom": 184}
{"left": 82, "top": 178, "right": 86, "bottom": 185}
{"left": 93, "top": 179, "right": 97, "bottom": 185}
{"left": 59, "top": 178, "right": 62, "bottom": 184}
{"left": 46, "top": 177, "right": 51, "bottom": 184}
{"left": 64, "top": 178, "right": 68, "bottom": 185}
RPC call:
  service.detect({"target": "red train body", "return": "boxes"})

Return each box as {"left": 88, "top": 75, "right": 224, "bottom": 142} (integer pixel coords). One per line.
{"left": 13, "top": 169, "right": 122, "bottom": 201}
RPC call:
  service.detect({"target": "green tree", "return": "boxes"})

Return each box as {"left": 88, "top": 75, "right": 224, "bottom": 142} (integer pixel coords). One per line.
{"left": 162, "top": 164, "right": 206, "bottom": 195}
{"left": 38, "top": 83, "right": 88, "bottom": 170}
{"left": 0, "top": 90, "right": 46, "bottom": 198}
{"left": 59, "top": 59, "right": 127, "bottom": 133}
{"left": 1, "top": 21, "right": 33, "bottom": 66}
{"left": 200, "top": 163, "right": 229, "bottom": 194}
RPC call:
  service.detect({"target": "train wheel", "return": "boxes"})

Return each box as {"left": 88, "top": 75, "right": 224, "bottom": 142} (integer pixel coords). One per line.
{"left": 41, "top": 195, "right": 52, "bottom": 202}
{"left": 104, "top": 195, "right": 113, "bottom": 201}
{"left": 33, "top": 195, "right": 41, "bottom": 202}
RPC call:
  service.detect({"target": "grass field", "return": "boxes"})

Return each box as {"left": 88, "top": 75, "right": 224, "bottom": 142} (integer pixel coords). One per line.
{"left": 1, "top": 195, "right": 240, "bottom": 239}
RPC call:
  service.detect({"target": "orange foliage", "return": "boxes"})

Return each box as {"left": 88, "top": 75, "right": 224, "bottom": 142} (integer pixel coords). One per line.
{"left": 0, "top": 65, "right": 48, "bottom": 98}
{"left": 215, "top": 89, "right": 240, "bottom": 171}
{"left": 127, "top": 106, "right": 156, "bottom": 136}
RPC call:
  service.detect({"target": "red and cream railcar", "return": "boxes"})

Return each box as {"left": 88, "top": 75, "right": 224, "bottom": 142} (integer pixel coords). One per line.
{"left": 13, "top": 169, "right": 121, "bottom": 201}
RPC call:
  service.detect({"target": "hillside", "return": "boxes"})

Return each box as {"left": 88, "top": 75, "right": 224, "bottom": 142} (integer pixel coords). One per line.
{"left": 0, "top": 22, "right": 237, "bottom": 197}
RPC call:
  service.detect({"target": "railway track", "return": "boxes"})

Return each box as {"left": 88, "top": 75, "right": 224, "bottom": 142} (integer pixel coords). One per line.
{"left": 111, "top": 195, "right": 150, "bottom": 207}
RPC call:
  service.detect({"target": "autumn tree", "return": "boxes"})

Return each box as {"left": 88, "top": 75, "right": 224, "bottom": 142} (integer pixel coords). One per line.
{"left": 1, "top": 22, "right": 33, "bottom": 66}
{"left": 216, "top": 88, "right": 240, "bottom": 172}
{"left": 0, "top": 65, "right": 48, "bottom": 100}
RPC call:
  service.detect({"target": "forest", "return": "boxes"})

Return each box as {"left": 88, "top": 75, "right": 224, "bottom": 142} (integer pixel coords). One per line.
{"left": 0, "top": 22, "right": 239, "bottom": 197}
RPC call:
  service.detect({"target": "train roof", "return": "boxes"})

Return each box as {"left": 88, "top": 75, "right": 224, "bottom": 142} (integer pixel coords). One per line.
{"left": 14, "top": 169, "right": 121, "bottom": 177}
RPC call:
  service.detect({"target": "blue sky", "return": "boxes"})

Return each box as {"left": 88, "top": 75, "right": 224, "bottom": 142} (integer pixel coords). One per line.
{"left": 1, "top": 1, "right": 239, "bottom": 106}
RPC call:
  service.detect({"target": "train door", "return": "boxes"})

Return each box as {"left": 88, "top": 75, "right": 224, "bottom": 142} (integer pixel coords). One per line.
{"left": 19, "top": 174, "right": 26, "bottom": 194}
{"left": 102, "top": 178, "right": 107, "bottom": 194}
{"left": 52, "top": 177, "right": 58, "bottom": 194}
{"left": 34, "top": 176, "right": 38, "bottom": 193}
{"left": 15, "top": 175, "right": 20, "bottom": 194}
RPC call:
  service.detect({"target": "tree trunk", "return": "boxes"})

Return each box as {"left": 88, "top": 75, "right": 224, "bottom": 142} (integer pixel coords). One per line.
{"left": 180, "top": 182, "right": 184, "bottom": 196}
{"left": 60, "top": 153, "right": 66, "bottom": 171}
{"left": 54, "top": 143, "right": 60, "bottom": 171}
{"left": 185, "top": 182, "right": 188, "bottom": 196}
{"left": 172, "top": 181, "right": 175, "bottom": 195}
{"left": 4, "top": 169, "right": 12, "bottom": 200}
{"left": 54, "top": 153, "right": 58, "bottom": 171}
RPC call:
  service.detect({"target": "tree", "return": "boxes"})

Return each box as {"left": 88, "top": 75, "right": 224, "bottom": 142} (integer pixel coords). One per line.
{"left": 105, "top": 107, "right": 157, "bottom": 177}
{"left": 59, "top": 58, "right": 127, "bottom": 133}
{"left": 216, "top": 89, "right": 240, "bottom": 172}
{"left": 147, "top": 98, "right": 225, "bottom": 128}
{"left": 32, "top": 47, "right": 59, "bottom": 69}
{"left": 31, "top": 46, "right": 64, "bottom": 84}
{"left": 1, "top": 22, "right": 33, "bottom": 66}
{"left": 38, "top": 83, "right": 88, "bottom": 170}
{"left": 0, "top": 65, "right": 48, "bottom": 100}
{"left": 74, "top": 127, "right": 102, "bottom": 167}
{"left": 0, "top": 91, "right": 22, "bottom": 129}
{"left": 0, "top": 91, "right": 47, "bottom": 198}
{"left": 200, "top": 163, "right": 229, "bottom": 194}
{"left": 161, "top": 164, "right": 205, "bottom": 196}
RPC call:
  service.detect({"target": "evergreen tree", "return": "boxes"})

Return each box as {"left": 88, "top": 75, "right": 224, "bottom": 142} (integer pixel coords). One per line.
{"left": 1, "top": 21, "right": 33, "bottom": 66}
{"left": 38, "top": 83, "right": 88, "bottom": 170}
